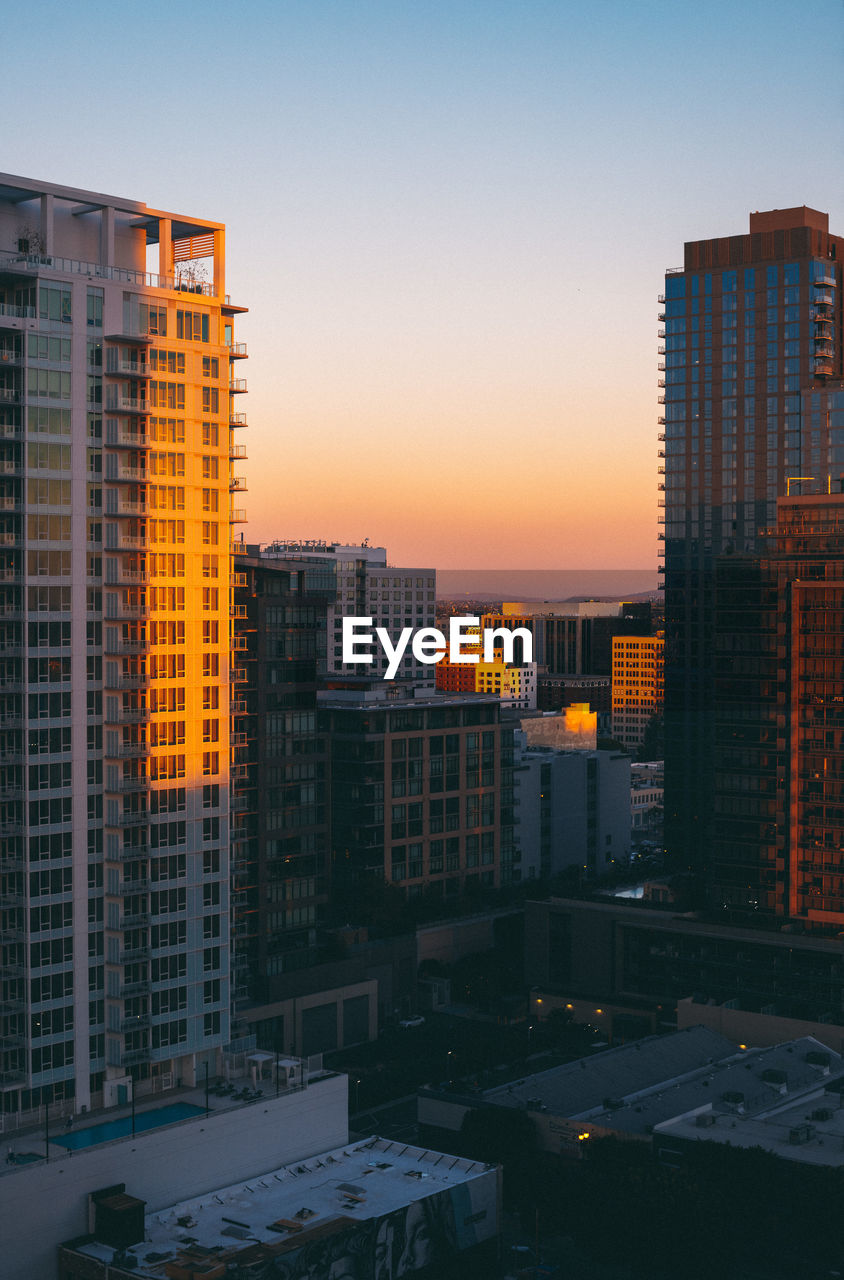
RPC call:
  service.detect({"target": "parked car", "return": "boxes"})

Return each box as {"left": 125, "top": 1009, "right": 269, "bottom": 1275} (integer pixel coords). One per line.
{"left": 399, "top": 1015, "right": 426, "bottom": 1029}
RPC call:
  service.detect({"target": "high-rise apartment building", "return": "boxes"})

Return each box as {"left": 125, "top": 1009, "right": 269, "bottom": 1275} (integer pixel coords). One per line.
{"left": 261, "top": 541, "right": 436, "bottom": 684}
{"left": 661, "top": 207, "right": 843, "bottom": 870}
{"left": 230, "top": 554, "right": 334, "bottom": 1006}
{"left": 713, "top": 493, "right": 844, "bottom": 928}
{"left": 0, "top": 174, "right": 244, "bottom": 1119}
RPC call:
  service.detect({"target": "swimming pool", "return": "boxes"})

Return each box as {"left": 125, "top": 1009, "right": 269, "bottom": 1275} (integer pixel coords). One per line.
{"left": 53, "top": 1101, "right": 206, "bottom": 1150}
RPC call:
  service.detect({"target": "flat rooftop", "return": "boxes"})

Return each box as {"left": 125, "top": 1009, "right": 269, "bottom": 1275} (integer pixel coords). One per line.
{"left": 67, "top": 1137, "right": 494, "bottom": 1277}
{"left": 481, "top": 1029, "right": 842, "bottom": 1141}
{"left": 484, "top": 1027, "right": 737, "bottom": 1118}
{"left": 657, "top": 1082, "right": 844, "bottom": 1167}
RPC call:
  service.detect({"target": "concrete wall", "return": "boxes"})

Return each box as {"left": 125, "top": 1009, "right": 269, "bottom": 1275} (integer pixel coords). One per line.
{"left": 416, "top": 909, "right": 522, "bottom": 969}
{"left": 676, "top": 998, "right": 844, "bottom": 1054}
{"left": 1, "top": 1073, "right": 348, "bottom": 1280}
{"left": 242, "top": 980, "right": 379, "bottom": 1055}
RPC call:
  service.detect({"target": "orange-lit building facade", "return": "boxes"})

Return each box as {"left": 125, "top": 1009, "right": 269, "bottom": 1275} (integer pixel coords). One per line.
{"left": 611, "top": 633, "right": 664, "bottom": 750}
{"left": 0, "top": 174, "right": 244, "bottom": 1118}
{"left": 662, "top": 208, "right": 844, "bottom": 872}
{"left": 713, "top": 493, "right": 844, "bottom": 929}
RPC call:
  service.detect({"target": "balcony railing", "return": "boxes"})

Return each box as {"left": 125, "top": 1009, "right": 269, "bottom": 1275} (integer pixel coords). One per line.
{"left": 229, "top": 378, "right": 247, "bottom": 394}
{"left": 0, "top": 247, "right": 218, "bottom": 295}
{"left": 106, "top": 394, "right": 148, "bottom": 414}
{"left": 0, "top": 302, "right": 35, "bottom": 319}
{"left": 107, "top": 428, "right": 151, "bottom": 450}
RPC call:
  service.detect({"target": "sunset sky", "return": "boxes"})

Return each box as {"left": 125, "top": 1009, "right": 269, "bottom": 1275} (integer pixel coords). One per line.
{"left": 5, "top": 0, "right": 843, "bottom": 568}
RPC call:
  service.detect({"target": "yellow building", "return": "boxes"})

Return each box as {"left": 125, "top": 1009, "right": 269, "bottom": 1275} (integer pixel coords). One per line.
{"left": 611, "top": 633, "right": 664, "bottom": 751}
{"left": 474, "top": 660, "right": 537, "bottom": 709}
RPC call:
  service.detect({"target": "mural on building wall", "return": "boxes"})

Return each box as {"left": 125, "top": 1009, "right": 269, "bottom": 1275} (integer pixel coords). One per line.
{"left": 223, "top": 1178, "right": 496, "bottom": 1278}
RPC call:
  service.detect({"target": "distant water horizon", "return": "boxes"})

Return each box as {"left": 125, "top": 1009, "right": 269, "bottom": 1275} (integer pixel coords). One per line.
{"left": 436, "top": 569, "right": 659, "bottom": 600}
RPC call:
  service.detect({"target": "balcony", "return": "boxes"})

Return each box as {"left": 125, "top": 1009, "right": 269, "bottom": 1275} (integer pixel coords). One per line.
{"left": 107, "top": 428, "right": 151, "bottom": 450}
{"left": 105, "top": 774, "right": 148, "bottom": 794}
{"left": 112, "top": 742, "right": 148, "bottom": 759}
{"left": 121, "top": 1013, "right": 150, "bottom": 1032}
{"left": 106, "top": 393, "right": 148, "bottom": 414}
{"left": 110, "top": 466, "right": 148, "bottom": 484}
{"left": 230, "top": 443, "right": 247, "bottom": 460}
{"left": 229, "top": 378, "right": 247, "bottom": 394}
{"left": 108, "top": 500, "right": 147, "bottom": 520}
{"left": 122, "top": 911, "right": 149, "bottom": 928}
{"left": 120, "top": 844, "right": 150, "bottom": 861}
{"left": 230, "top": 667, "right": 247, "bottom": 683}
{"left": 119, "top": 878, "right": 149, "bottom": 894}
{"left": 106, "top": 356, "right": 150, "bottom": 378}
{"left": 228, "top": 342, "right": 248, "bottom": 359}
{"left": 119, "top": 979, "right": 150, "bottom": 997}
{"left": 230, "top": 476, "right": 247, "bottom": 492}
{"left": 112, "top": 698, "right": 148, "bottom": 723}
{"left": 230, "top": 412, "right": 247, "bottom": 429}
{"left": 121, "top": 1046, "right": 151, "bottom": 1065}
{"left": 111, "top": 810, "right": 149, "bottom": 829}
{"left": 106, "top": 603, "right": 147, "bottom": 621}
{"left": 0, "top": 302, "right": 35, "bottom": 320}
{"left": 230, "top": 508, "right": 247, "bottom": 523}
{"left": 104, "top": 639, "right": 147, "bottom": 656}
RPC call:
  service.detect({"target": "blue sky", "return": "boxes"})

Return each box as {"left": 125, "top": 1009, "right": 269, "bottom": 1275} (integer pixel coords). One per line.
{"left": 5, "top": 0, "right": 843, "bottom": 567}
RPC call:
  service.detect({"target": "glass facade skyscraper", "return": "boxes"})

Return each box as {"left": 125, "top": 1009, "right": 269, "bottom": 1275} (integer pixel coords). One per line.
{"left": 661, "top": 207, "right": 843, "bottom": 873}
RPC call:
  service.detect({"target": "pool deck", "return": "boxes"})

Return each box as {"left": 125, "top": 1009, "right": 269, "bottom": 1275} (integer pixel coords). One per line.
{"left": 0, "top": 1077, "right": 307, "bottom": 1174}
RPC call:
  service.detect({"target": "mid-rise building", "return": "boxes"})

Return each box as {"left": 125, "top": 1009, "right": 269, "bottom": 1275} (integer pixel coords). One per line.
{"left": 482, "top": 600, "right": 651, "bottom": 676}
{"left": 262, "top": 540, "right": 436, "bottom": 684}
{"left": 0, "top": 174, "right": 243, "bottom": 1120}
{"left": 474, "top": 659, "right": 537, "bottom": 709}
{"left": 513, "top": 731, "right": 631, "bottom": 880}
{"left": 661, "top": 207, "right": 843, "bottom": 871}
{"left": 320, "top": 686, "right": 516, "bottom": 897}
{"left": 611, "top": 632, "right": 664, "bottom": 751}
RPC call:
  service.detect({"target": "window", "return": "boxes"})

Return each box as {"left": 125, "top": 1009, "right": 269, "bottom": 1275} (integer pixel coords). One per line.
{"left": 39, "top": 286, "right": 71, "bottom": 323}
{"left": 176, "top": 310, "right": 209, "bottom": 342}
{"left": 87, "top": 289, "right": 103, "bottom": 327}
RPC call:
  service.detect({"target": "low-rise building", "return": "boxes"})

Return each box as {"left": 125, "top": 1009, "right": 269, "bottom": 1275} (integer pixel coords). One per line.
{"left": 4, "top": 1065, "right": 348, "bottom": 1280}
{"left": 630, "top": 761, "right": 664, "bottom": 832}
{"left": 58, "top": 1137, "right": 500, "bottom": 1280}
{"left": 419, "top": 1029, "right": 843, "bottom": 1165}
